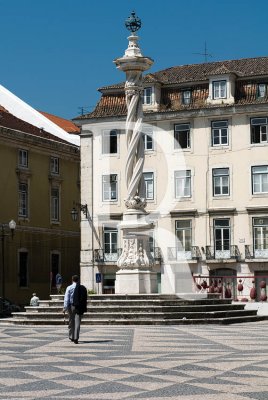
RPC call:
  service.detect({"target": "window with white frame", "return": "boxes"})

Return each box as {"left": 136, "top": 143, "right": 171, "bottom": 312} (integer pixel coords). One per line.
{"left": 211, "top": 120, "right": 228, "bottom": 146}
{"left": 213, "top": 80, "right": 227, "bottom": 99}
{"left": 104, "top": 227, "right": 118, "bottom": 261}
{"left": 253, "top": 218, "right": 268, "bottom": 251}
{"left": 214, "top": 219, "right": 230, "bottom": 251}
{"left": 50, "top": 157, "right": 59, "bottom": 174}
{"left": 102, "top": 130, "right": 118, "bottom": 154}
{"left": 102, "top": 174, "right": 118, "bottom": 201}
{"left": 18, "top": 149, "right": 28, "bottom": 168}
{"left": 182, "top": 90, "right": 191, "bottom": 105}
{"left": 257, "top": 83, "right": 266, "bottom": 98}
{"left": 142, "top": 87, "right": 152, "bottom": 105}
{"left": 251, "top": 118, "right": 268, "bottom": 144}
{"left": 175, "top": 170, "right": 191, "bottom": 198}
{"left": 174, "top": 123, "right": 191, "bottom": 149}
{"left": 213, "top": 168, "right": 229, "bottom": 196}
{"left": 175, "top": 220, "right": 192, "bottom": 251}
{"left": 143, "top": 172, "right": 154, "bottom": 200}
{"left": 18, "top": 182, "right": 28, "bottom": 217}
{"left": 142, "top": 126, "right": 153, "bottom": 151}
{"left": 252, "top": 165, "right": 268, "bottom": 194}
{"left": 51, "top": 187, "right": 60, "bottom": 221}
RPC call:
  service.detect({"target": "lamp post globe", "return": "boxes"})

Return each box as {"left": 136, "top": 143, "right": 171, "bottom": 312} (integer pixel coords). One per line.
{"left": 71, "top": 207, "right": 78, "bottom": 222}
{"left": 9, "top": 220, "right": 16, "bottom": 236}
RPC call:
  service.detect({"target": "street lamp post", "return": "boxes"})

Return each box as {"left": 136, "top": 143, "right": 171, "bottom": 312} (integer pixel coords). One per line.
{"left": 0, "top": 220, "right": 16, "bottom": 315}
{"left": 70, "top": 203, "right": 88, "bottom": 221}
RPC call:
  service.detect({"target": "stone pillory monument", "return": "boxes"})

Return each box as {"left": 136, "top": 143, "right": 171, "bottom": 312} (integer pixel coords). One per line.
{"left": 112, "top": 12, "right": 193, "bottom": 296}
{"left": 114, "top": 12, "right": 156, "bottom": 294}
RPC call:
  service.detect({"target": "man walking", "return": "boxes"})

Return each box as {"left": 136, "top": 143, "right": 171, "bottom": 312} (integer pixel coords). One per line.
{"left": 63, "top": 275, "right": 87, "bottom": 344}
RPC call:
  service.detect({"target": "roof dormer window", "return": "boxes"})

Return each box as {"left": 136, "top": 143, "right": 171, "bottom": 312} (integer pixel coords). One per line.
{"left": 213, "top": 80, "right": 227, "bottom": 99}
{"left": 142, "top": 87, "right": 152, "bottom": 105}
{"left": 207, "top": 73, "right": 235, "bottom": 105}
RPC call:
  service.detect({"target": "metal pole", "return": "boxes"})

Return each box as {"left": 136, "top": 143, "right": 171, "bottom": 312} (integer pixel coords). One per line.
{"left": 1, "top": 226, "right": 4, "bottom": 299}
{"left": 1, "top": 225, "right": 5, "bottom": 315}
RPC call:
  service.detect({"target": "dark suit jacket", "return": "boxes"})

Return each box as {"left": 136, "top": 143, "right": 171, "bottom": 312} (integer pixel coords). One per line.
{"left": 73, "top": 283, "right": 87, "bottom": 315}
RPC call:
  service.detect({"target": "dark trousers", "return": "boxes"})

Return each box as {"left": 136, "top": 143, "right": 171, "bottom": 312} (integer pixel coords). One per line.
{"left": 67, "top": 306, "right": 81, "bottom": 341}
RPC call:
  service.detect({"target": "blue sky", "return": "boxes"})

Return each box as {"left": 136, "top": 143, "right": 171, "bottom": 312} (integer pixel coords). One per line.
{"left": 0, "top": 0, "right": 267, "bottom": 119}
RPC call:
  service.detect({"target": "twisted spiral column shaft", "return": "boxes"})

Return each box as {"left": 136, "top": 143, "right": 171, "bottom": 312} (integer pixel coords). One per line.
{"left": 125, "top": 72, "right": 144, "bottom": 200}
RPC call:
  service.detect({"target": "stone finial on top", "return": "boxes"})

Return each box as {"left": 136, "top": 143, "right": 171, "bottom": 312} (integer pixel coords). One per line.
{"left": 122, "top": 11, "right": 144, "bottom": 58}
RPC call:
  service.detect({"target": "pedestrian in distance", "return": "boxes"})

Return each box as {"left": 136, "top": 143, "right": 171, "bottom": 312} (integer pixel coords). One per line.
{"left": 63, "top": 275, "right": 87, "bottom": 344}
{"left": 55, "top": 272, "right": 63, "bottom": 294}
{"left": 30, "top": 293, "right": 39, "bottom": 306}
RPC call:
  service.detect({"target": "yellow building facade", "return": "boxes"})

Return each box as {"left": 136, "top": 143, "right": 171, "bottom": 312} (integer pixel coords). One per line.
{"left": 0, "top": 108, "right": 80, "bottom": 306}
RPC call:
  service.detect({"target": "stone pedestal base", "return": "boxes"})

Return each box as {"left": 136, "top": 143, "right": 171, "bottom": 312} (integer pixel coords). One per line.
{"left": 115, "top": 269, "right": 157, "bottom": 294}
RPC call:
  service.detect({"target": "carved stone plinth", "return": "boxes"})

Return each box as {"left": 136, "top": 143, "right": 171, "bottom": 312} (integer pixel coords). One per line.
{"left": 115, "top": 269, "right": 157, "bottom": 294}
{"left": 117, "top": 233, "right": 153, "bottom": 269}
{"left": 115, "top": 213, "right": 157, "bottom": 294}
{"left": 115, "top": 230, "right": 157, "bottom": 294}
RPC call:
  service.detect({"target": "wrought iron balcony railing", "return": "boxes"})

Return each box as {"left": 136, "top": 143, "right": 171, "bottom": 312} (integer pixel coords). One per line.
{"left": 245, "top": 245, "right": 268, "bottom": 260}
{"left": 151, "top": 247, "right": 162, "bottom": 262}
{"left": 205, "top": 245, "right": 240, "bottom": 261}
{"left": 167, "top": 246, "right": 201, "bottom": 261}
{"left": 194, "top": 273, "right": 268, "bottom": 302}
{"left": 94, "top": 247, "right": 162, "bottom": 263}
{"left": 94, "top": 249, "right": 122, "bottom": 263}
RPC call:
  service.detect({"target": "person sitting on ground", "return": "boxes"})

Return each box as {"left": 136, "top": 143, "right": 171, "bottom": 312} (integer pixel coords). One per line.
{"left": 30, "top": 293, "right": 40, "bottom": 306}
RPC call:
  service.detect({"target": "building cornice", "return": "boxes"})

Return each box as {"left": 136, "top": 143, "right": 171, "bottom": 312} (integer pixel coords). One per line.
{"left": 246, "top": 206, "right": 268, "bottom": 213}
{"left": 76, "top": 102, "right": 268, "bottom": 126}
{"left": 208, "top": 207, "right": 237, "bottom": 214}
{"left": 170, "top": 209, "right": 198, "bottom": 217}
{"left": 0, "top": 126, "right": 80, "bottom": 160}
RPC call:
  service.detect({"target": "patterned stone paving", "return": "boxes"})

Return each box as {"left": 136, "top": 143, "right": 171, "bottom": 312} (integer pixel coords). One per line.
{"left": 0, "top": 322, "right": 268, "bottom": 399}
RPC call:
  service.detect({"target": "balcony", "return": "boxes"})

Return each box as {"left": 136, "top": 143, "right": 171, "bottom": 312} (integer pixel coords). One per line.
{"left": 206, "top": 245, "right": 240, "bottom": 262}
{"left": 151, "top": 247, "right": 162, "bottom": 262}
{"left": 94, "top": 247, "right": 162, "bottom": 264}
{"left": 94, "top": 249, "right": 122, "bottom": 263}
{"left": 167, "top": 246, "right": 201, "bottom": 262}
{"left": 245, "top": 245, "right": 268, "bottom": 260}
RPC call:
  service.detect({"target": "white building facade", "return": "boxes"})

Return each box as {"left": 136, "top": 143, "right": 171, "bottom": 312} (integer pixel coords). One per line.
{"left": 74, "top": 57, "right": 268, "bottom": 301}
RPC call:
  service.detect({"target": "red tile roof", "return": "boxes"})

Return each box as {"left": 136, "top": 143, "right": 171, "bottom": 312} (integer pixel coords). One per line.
{"left": 77, "top": 56, "right": 268, "bottom": 120}
{"left": 39, "top": 111, "right": 80, "bottom": 134}
{"left": 148, "top": 57, "right": 268, "bottom": 85}
{"left": 0, "top": 107, "right": 70, "bottom": 144}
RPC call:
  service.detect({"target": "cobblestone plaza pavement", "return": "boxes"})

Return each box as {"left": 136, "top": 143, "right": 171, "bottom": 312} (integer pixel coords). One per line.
{"left": 0, "top": 322, "right": 268, "bottom": 400}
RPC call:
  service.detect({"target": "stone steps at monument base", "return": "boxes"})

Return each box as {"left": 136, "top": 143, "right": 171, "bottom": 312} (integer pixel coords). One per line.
{"left": 2, "top": 315, "right": 267, "bottom": 325}
{"left": 15, "top": 309, "right": 258, "bottom": 320}
{"left": 39, "top": 299, "right": 234, "bottom": 308}
{"left": 2, "top": 294, "right": 265, "bottom": 325}
{"left": 49, "top": 294, "right": 222, "bottom": 301}
{"left": 24, "top": 304, "right": 246, "bottom": 313}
